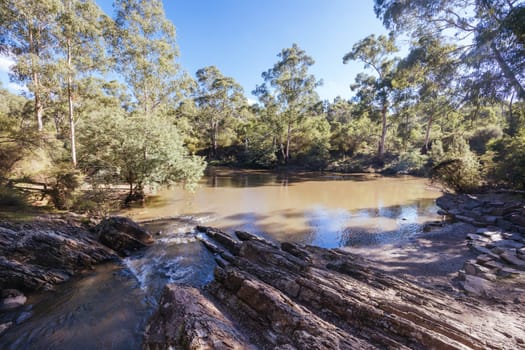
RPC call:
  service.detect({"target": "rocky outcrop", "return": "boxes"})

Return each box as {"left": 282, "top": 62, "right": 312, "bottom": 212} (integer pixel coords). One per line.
{"left": 145, "top": 226, "right": 521, "bottom": 349}
{"left": 0, "top": 218, "right": 119, "bottom": 291}
{"left": 93, "top": 216, "right": 153, "bottom": 256}
{"left": 437, "top": 193, "right": 525, "bottom": 233}
{"left": 144, "top": 285, "right": 256, "bottom": 350}
{"left": 437, "top": 193, "right": 525, "bottom": 296}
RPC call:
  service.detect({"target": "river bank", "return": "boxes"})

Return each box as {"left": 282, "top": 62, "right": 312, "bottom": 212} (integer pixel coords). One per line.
{"left": 1, "top": 190, "right": 525, "bottom": 349}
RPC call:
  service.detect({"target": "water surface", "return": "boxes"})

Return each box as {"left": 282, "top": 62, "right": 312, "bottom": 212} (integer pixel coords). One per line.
{"left": 125, "top": 169, "right": 442, "bottom": 248}
{"left": 1, "top": 170, "right": 442, "bottom": 349}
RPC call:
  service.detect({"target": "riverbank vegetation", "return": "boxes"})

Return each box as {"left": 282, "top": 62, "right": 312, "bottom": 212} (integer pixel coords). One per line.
{"left": 0, "top": 0, "right": 523, "bottom": 213}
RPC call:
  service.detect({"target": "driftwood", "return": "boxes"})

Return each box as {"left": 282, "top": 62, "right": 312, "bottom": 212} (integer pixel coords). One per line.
{"left": 144, "top": 226, "right": 522, "bottom": 350}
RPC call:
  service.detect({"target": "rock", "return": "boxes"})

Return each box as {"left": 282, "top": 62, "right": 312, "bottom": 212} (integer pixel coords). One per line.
{"left": 508, "top": 213, "right": 525, "bottom": 227}
{"left": 500, "top": 251, "right": 525, "bottom": 269}
{"left": 476, "top": 254, "right": 494, "bottom": 264}
{"left": 483, "top": 216, "right": 499, "bottom": 224}
{"left": 461, "top": 275, "right": 492, "bottom": 297}
{"left": 196, "top": 226, "right": 241, "bottom": 254}
{"left": 0, "top": 289, "right": 26, "bottom": 311}
{"left": 463, "top": 261, "right": 491, "bottom": 276}
{"left": 15, "top": 311, "right": 32, "bottom": 324}
{"left": 470, "top": 244, "right": 496, "bottom": 256}
{"left": 143, "top": 285, "right": 255, "bottom": 350}
{"left": 0, "top": 220, "right": 118, "bottom": 291}
{"left": 466, "top": 233, "right": 491, "bottom": 243}
{"left": 481, "top": 260, "right": 505, "bottom": 270}
{"left": 0, "top": 322, "right": 12, "bottom": 336}
{"left": 94, "top": 217, "right": 153, "bottom": 256}
{"left": 487, "top": 239, "right": 524, "bottom": 249}
{"left": 147, "top": 226, "right": 510, "bottom": 349}
{"left": 498, "top": 267, "right": 523, "bottom": 278}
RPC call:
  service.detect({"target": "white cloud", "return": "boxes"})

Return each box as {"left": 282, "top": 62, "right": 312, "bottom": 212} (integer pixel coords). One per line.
{"left": 0, "top": 55, "right": 14, "bottom": 73}
{"left": 247, "top": 97, "right": 258, "bottom": 106}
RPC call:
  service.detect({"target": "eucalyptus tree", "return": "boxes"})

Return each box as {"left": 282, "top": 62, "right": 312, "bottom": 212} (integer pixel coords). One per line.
{"left": 374, "top": 0, "right": 525, "bottom": 100}
{"left": 1, "top": 0, "right": 61, "bottom": 131}
{"left": 194, "top": 66, "right": 247, "bottom": 158}
{"left": 395, "top": 36, "right": 460, "bottom": 152}
{"left": 54, "top": 0, "right": 109, "bottom": 166}
{"left": 256, "top": 44, "right": 321, "bottom": 163}
{"left": 112, "top": 0, "right": 184, "bottom": 116}
{"left": 343, "top": 34, "right": 399, "bottom": 158}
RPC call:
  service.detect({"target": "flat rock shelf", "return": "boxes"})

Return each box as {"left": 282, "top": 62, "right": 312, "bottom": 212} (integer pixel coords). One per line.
{"left": 143, "top": 226, "right": 523, "bottom": 350}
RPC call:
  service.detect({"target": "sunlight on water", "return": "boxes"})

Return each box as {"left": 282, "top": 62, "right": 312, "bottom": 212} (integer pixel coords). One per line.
{"left": 1, "top": 171, "right": 442, "bottom": 349}
{"left": 125, "top": 169, "right": 442, "bottom": 248}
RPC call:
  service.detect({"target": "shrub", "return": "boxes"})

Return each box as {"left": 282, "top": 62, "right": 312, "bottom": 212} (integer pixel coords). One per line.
{"left": 391, "top": 151, "right": 428, "bottom": 175}
{"left": 0, "top": 186, "right": 28, "bottom": 208}
{"left": 46, "top": 163, "right": 84, "bottom": 210}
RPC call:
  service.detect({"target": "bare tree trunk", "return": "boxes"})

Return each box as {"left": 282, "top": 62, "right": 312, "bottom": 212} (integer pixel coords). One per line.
{"left": 490, "top": 42, "right": 525, "bottom": 99}
{"left": 285, "top": 122, "right": 291, "bottom": 163}
{"left": 424, "top": 114, "right": 434, "bottom": 153}
{"left": 378, "top": 103, "right": 387, "bottom": 158}
{"left": 67, "top": 35, "right": 76, "bottom": 167}
{"left": 29, "top": 26, "right": 43, "bottom": 132}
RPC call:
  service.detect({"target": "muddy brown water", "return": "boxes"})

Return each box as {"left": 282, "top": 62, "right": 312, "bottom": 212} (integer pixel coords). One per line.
{"left": 1, "top": 170, "right": 442, "bottom": 349}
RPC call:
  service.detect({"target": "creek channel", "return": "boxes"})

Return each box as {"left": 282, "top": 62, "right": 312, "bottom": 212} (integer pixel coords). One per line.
{"left": 1, "top": 170, "right": 442, "bottom": 349}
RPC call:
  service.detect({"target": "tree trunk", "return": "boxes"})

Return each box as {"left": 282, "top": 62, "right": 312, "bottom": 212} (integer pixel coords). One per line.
{"left": 285, "top": 122, "right": 291, "bottom": 163}
{"left": 490, "top": 42, "right": 525, "bottom": 99}
{"left": 378, "top": 102, "right": 387, "bottom": 158}
{"left": 424, "top": 114, "right": 434, "bottom": 153}
{"left": 29, "top": 25, "right": 43, "bottom": 132}
{"left": 66, "top": 35, "right": 76, "bottom": 167}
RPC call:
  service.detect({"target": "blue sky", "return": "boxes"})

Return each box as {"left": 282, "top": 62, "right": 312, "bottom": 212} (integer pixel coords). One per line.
{"left": 1, "top": 0, "right": 389, "bottom": 102}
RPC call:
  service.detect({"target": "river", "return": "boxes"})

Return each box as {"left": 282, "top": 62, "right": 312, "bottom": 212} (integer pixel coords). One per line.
{"left": 1, "top": 170, "right": 442, "bottom": 349}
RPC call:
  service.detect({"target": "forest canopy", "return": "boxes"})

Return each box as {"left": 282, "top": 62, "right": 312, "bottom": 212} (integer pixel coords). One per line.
{"left": 0, "top": 0, "right": 524, "bottom": 213}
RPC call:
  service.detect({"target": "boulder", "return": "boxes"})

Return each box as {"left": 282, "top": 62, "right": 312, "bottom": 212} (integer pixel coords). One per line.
{"left": 94, "top": 217, "right": 153, "bottom": 256}
{"left": 0, "top": 220, "right": 118, "bottom": 291}
{"left": 0, "top": 289, "right": 26, "bottom": 311}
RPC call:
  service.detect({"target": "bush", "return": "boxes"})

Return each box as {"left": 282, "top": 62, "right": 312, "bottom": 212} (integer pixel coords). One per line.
{"left": 432, "top": 152, "right": 483, "bottom": 193}
{"left": 487, "top": 133, "right": 525, "bottom": 189}
{"left": 46, "top": 163, "right": 84, "bottom": 210}
{"left": 72, "top": 186, "right": 119, "bottom": 218}
{"left": 0, "top": 186, "right": 28, "bottom": 208}
{"left": 391, "top": 151, "right": 428, "bottom": 175}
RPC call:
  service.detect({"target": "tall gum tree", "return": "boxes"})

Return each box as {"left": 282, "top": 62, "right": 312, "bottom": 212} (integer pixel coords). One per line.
{"left": 112, "top": 0, "right": 184, "bottom": 116}
{"left": 54, "top": 0, "right": 109, "bottom": 166}
{"left": 374, "top": 0, "right": 525, "bottom": 100}
{"left": 194, "top": 66, "right": 247, "bottom": 158}
{"left": 256, "top": 44, "right": 321, "bottom": 164}
{"left": 343, "top": 34, "right": 399, "bottom": 158}
{"left": 1, "top": 0, "right": 61, "bottom": 132}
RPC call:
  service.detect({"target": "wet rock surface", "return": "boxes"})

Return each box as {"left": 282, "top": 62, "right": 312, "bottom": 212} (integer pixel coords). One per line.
{"left": 93, "top": 216, "right": 154, "bottom": 256}
{"left": 0, "top": 217, "right": 119, "bottom": 291}
{"left": 145, "top": 225, "right": 523, "bottom": 350}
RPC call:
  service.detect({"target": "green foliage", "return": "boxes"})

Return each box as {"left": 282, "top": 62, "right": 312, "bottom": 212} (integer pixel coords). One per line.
{"left": 488, "top": 133, "right": 525, "bottom": 189}
{"left": 45, "top": 162, "right": 84, "bottom": 210}
{"left": 391, "top": 151, "right": 428, "bottom": 175}
{"left": 79, "top": 112, "right": 206, "bottom": 198}
{"left": 0, "top": 186, "right": 28, "bottom": 208}
{"left": 255, "top": 44, "right": 322, "bottom": 163}
{"left": 71, "top": 186, "right": 119, "bottom": 218}
{"left": 431, "top": 137, "right": 483, "bottom": 193}
{"left": 294, "top": 116, "right": 331, "bottom": 169}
